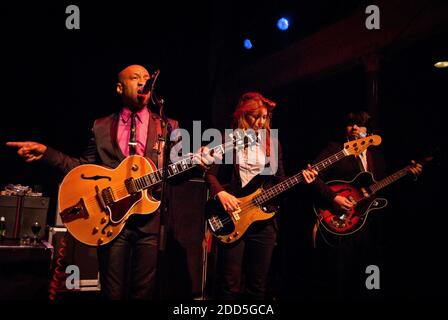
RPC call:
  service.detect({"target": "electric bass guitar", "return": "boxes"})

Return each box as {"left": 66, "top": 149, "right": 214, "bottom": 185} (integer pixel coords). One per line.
{"left": 207, "top": 135, "right": 382, "bottom": 244}
{"left": 58, "top": 130, "right": 257, "bottom": 246}
{"left": 314, "top": 156, "right": 432, "bottom": 236}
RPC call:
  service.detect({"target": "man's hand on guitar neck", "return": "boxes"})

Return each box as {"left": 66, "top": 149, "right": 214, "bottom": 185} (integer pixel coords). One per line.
{"left": 409, "top": 160, "right": 423, "bottom": 177}
{"left": 6, "top": 141, "right": 47, "bottom": 163}
{"left": 192, "top": 146, "right": 221, "bottom": 171}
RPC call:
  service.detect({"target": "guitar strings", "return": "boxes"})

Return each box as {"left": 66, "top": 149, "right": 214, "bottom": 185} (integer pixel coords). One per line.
{"left": 71, "top": 138, "right": 375, "bottom": 228}
{"left": 213, "top": 142, "right": 373, "bottom": 228}
{"left": 63, "top": 138, "right": 248, "bottom": 208}
{"left": 81, "top": 140, "right": 234, "bottom": 206}
{"left": 75, "top": 143, "right": 353, "bottom": 220}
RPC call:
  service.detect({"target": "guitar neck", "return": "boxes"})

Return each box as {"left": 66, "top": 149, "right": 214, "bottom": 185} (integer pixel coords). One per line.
{"left": 370, "top": 155, "right": 433, "bottom": 194}
{"left": 133, "top": 139, "right": 237, "bottom": 191}
{"left": 254, "top": 149, "right": 348, "bottom": 205}
{"left": 369, "top": 167, "right": 409, "bottom": 194}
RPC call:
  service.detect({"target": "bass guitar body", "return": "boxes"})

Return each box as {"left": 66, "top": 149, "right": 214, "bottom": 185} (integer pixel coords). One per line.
{"left": 206, "top": 176, "right": 276, "bottom": 244}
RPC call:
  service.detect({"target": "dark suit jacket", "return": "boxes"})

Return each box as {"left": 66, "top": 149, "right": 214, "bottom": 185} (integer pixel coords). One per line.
{"left": 312, "top": 140, "right": 386, "bottom": 206}
{"left": 41, "top": 109, "right": 179, "bottom": 233}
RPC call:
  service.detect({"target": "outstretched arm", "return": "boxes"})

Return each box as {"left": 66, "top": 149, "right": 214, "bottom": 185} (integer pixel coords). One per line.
{"left": 7, "top": 135, "right": 99, "bottom": 174}
{"left": 6, "top": 141, "right": 47, "bottom": 162}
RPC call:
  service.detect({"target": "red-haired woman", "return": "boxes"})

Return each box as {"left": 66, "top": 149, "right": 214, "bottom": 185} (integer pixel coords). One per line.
{"left": 205, "top": 92, "right": 317, "bottom": 300}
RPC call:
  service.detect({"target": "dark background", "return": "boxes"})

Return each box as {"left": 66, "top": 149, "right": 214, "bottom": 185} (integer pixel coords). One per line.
{"left": 1, "top": 1, "right": 446, "bottom": 302}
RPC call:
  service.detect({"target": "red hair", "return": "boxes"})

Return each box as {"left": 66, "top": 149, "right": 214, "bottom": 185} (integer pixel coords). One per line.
{"left": 231, "top": 92, "right": 277, "bottom": 156}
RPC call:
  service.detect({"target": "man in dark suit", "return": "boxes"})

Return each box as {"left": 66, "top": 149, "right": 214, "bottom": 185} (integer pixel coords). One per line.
{"left": 311, "top": 111, "right": 422, "bottom": 301}
{"left": 313, "top": 111, "right": 386, "bottom": 212}
{"left": 7, "top": 64, "right": 212, "bottom": 299}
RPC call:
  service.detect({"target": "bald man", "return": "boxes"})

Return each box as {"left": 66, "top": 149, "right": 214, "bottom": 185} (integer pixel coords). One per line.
{"left": 7, "top": 64, "right": 212, "bottom": 299}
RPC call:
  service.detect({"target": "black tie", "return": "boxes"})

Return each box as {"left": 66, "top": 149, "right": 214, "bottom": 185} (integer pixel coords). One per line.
{"left": 129, "top": 113, "right": 137, "bottom": 155}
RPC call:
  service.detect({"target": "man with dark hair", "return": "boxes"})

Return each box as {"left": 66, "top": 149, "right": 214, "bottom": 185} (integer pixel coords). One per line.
{"left": 310, "top": 110, "right": 422, "bottom": 300}
{"left": 314, "top": 111, "right": 385, "bottom": 214}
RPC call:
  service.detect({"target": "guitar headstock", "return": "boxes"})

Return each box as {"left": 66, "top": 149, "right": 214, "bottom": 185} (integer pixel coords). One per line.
{"left": 343, "top": 135, "right": 382, "bottom": 156}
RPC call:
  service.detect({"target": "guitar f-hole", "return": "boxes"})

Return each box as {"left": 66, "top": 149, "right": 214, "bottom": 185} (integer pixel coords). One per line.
{"left": 81, "top": 174, "right": 111, "bottom": 181}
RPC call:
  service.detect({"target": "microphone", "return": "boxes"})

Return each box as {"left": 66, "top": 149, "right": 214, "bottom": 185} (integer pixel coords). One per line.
{"left": 359, "top": 132, "right": 367, "bottom": 138}
{"left": 141, "top": 69, "right": 160, "bottom": 95}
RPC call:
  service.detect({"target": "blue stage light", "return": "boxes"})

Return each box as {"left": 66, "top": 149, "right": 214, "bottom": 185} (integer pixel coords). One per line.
{"left": 277, "top": 18, "right": 289, "bottom": 31}
{"left": 243, "top": 39, "right": 253, "bottom": 49}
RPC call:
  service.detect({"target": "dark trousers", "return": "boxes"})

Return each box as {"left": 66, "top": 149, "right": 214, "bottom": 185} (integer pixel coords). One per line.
{"left": 97, "top": 227, "right": 159, "bottom": 300}
{"left": 312, "top": 217, "right": 384, "bottom": 301}
{"left": 216, "top": 221, "right": 277, "bottom": 300}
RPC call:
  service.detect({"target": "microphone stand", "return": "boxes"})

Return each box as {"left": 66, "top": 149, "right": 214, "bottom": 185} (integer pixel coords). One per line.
{"left": 152, "top": 85, "right": 172, "bottom": 299}
{"left": 157, "top": 98, "right": 171, "bottom": 253}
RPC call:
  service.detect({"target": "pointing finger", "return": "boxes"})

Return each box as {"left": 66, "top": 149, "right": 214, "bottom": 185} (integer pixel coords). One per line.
{"left": 6, "top": 141, "right": 28, "bottom": 148}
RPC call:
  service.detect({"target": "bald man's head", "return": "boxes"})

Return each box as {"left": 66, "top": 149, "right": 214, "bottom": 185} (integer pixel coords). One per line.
{"left": 118, "top": 65, "right": 150, "bottom": 82}
{"left": 116, "top": 65, "right": 151, "bottom": 110}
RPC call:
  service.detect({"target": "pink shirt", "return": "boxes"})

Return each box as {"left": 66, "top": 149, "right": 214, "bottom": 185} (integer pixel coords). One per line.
{"left": 117, "top": 107, "right": 149, "bottom": 156}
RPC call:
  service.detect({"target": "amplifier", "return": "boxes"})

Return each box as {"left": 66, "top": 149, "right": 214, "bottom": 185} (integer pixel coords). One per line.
{"left": 0, "top": 239, "right": 53, "bottom": 299}
{"left": 48, "top": 227, "right": 100, "bottom": 292}
{"left": 0, "top": 195, "right": 49, "bottom": 239}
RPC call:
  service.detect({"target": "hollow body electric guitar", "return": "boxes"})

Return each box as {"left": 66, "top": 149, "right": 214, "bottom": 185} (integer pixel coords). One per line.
{"left": 58, "top": 130, "right": 256, "bottom": 246}
{"left": 207, "top": 135, "right": 382, "bottom": 244}
{"left": 314, "top": 156, "right": 432, "bottom": 236}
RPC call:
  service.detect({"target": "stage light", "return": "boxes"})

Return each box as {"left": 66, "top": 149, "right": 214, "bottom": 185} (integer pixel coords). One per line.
{"left": 434, "top": 61, "right": 448, "bottom": 68}
{"left": 243, "top": 39, "right": 253, "bottom": 49}
{"left": 277, "top": 18, "right": 289, "bottom": 31}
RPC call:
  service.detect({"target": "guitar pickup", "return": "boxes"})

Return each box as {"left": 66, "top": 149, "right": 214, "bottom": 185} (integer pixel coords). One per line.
{"left": 230, "top": 209, "right": 241, "bottom": 221}
{"left": 96, "top": 185, "right": 115, "bottom": 207}
{"left": 360, "top": 187, "right": 370, "bottom": 198}
{"left": 208, "top": 216, "right": 224, "bottom": 232}
{"left": 124, "top": 177, "right": 138, "bottom": 194}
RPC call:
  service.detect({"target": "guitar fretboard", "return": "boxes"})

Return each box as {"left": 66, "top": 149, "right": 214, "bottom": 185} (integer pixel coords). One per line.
{"left": 253, "top": 150, "right": 348, "bottom": 206}
{"left": 369, "top": 167, "right": 409, "bottom": 194}
{"left": 133, "top": 138, "right": 250, "bottom": 191}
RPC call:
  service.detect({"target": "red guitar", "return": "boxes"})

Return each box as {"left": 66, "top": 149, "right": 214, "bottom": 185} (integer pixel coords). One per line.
{"left": 314, "top": 156, "right": 432, "bottom": 236}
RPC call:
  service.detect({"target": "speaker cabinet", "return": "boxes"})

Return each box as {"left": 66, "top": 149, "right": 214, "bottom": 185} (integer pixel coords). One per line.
{"left": 0, "top": 195, "right": 49, "bottom": 239}
{"left": 48, "top": 227, "right": 100, "bottom": 291}
{"left": 0, "top": 196, "right": 20, "bottom": 238}
{"left": 0, "top": 240, "right": 53, "bottom": 299}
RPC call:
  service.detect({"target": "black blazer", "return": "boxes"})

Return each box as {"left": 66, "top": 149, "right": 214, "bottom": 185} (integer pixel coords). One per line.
{"left": 41, "top": 109, "right": 179, "bottom": 233}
